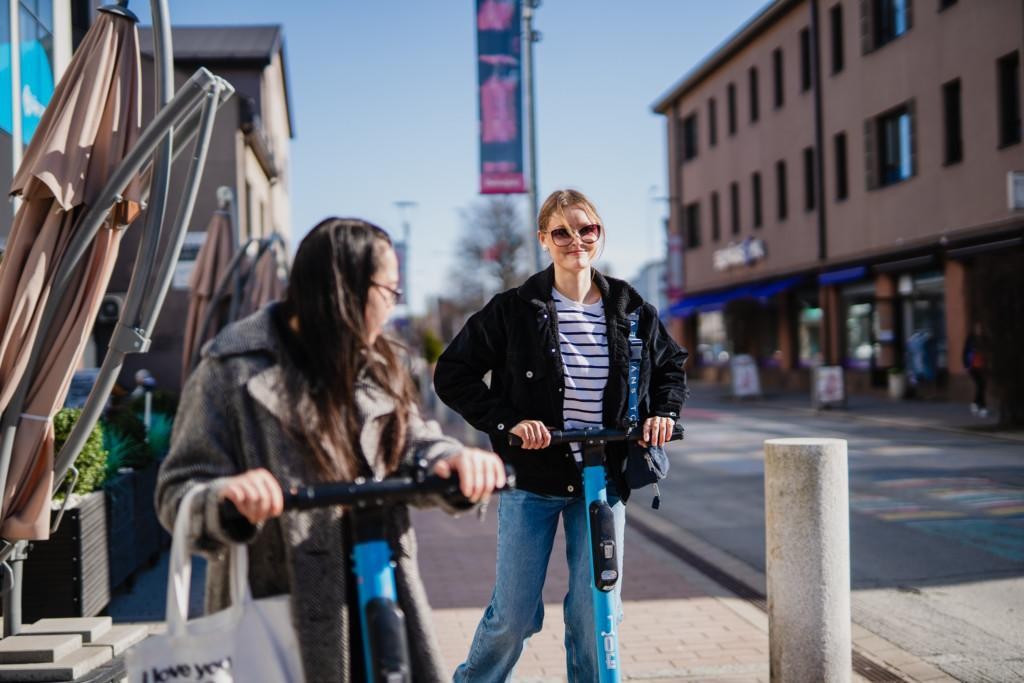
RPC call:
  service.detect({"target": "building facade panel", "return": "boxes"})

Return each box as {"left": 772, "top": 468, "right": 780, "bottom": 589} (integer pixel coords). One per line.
{"left": 676, "top": 5, "right": 822, "bottom": 293}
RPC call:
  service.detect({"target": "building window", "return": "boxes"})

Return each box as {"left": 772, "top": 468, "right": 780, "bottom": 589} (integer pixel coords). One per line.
{"left": 873, "top": 0, "right": 911, "bottom": 49}
{"left": 803, "top": 146, "right": 816, "bottom": 211}
{"left": 997, "top": 51, "right": 1021, "bottom": 148}
{"left": 776, "top": 159, "right": 788, "bottom": 221}
{"left": 682, "top": 113, "right": 698, "bottom": 161}
{"left": 772, "top": 48, "right": 784, "bottom": 108}
{"left": 749, "top": 67, "right": 760, "bottom": 123}
{"left": 942, "top": 78, "right": 962, "bottom": 164}
{"left": 876, "top": 105, "right": 915, "bottom": 186}
{"left": 830, "top": 4, "right": 844, "bottom": 74}
{"left": 685, "top": 201, "right": 701, "bottom": 248}
{"left": 799, "top": 28, "right": 811, "bottom": 92}
{"left": 13, "top": 0, "right": 56, "bottom": 146}
{"left": 834, "top": 132, "right": 849, "bottom": 200}
{"left": 727, "top": 82, "right": 737, "bottom": 135}
{"left": 708, "top": 98, "right": 718, "bottom": 147}
{"left": 711, "top": 191, "right": 721, "bottom": 242}
{"left": 730, "top": 181, "right": 740, "bottom": 235}
{"left": 752, "top": 172, "right": 763, "bottom": 228}
{"left": 939, "top": 0, "right": 957, "bottom": 9}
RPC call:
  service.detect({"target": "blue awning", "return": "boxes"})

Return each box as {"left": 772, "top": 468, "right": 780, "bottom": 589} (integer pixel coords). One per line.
{"left": 667, "top": 276, "right": 804, "bottom": 318}
{"left": 818, "top": 265, "right": 866, "bottom": 286}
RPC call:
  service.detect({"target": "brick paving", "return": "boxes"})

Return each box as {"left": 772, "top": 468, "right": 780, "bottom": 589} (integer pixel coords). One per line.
{"left": 415, "top": 504, "right": 773, "bottom": 682}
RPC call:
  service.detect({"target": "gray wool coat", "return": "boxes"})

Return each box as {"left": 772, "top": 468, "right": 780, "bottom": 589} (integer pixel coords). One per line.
{"left": 156, "top": 305, "right": 465, "bottom": 682}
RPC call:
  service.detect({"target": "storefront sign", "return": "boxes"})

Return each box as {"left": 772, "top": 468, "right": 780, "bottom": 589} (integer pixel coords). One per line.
{"left": 173, "top": 232, "right": 208, "bottom": 290}
{"left": 476, "top": 0, "right": 525, "bottom": 194}
{"left": 730, "top": 354, "right": 761, "bottom": 398}
{"left": 812, "top": 365, "right": 846, "bottom": 408}
{"left": 713, "top": 237, "right": 766, "bottom": 272}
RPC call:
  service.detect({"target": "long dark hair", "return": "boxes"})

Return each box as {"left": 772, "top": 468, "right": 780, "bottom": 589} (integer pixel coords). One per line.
{"left": 276, "top": 217, "right": 417, "bottom": 480}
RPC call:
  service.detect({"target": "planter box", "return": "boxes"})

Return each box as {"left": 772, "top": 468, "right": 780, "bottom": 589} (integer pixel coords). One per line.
{"left": 132, "top": 463, "right": 166, "bottom": 569}
{"left": 22, "top": 490, "right": 110, "bottom": 622}
{"left": 104, "top": 471, "right": 136, "bottom": 590}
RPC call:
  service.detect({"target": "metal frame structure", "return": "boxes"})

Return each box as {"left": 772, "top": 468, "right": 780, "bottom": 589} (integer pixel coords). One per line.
{"left": 187, "top": 230, "right": 290, "bottom": 377}
{"left": 0, "top": 0, "right": 236, "bottom": 636}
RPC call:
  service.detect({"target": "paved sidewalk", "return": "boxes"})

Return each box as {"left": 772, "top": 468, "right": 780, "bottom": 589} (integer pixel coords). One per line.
{"left": 415, "top": 504, "right": 772, "bottom": 682}
{"left": 413, "top": 499, "right": 958, "bottom": 683}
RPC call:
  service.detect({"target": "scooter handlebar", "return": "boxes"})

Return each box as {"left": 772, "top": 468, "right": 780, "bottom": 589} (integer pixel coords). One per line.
{"left": 507, "top": 424, "right": 684, "bottom": 448}
{"left": 218, "top": 464, "right": 516, "bottom": 527}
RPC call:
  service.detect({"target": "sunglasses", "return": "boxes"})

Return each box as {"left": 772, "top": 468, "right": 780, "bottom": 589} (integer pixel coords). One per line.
{"left": 546, "top": 223, "right": 602, "bottom": 247}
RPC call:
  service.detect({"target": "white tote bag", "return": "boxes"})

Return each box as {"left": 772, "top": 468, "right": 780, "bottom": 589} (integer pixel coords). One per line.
{"left": 126, "top": 487, "right": 305, "bottom": 682}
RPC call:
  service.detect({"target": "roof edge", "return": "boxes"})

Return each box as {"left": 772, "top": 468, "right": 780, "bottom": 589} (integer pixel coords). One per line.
{"left": 651, "top": 0, "right": 803, "bottom": 115}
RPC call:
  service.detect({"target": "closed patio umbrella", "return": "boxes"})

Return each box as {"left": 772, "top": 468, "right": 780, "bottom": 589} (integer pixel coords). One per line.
{"left": 181, "top": 208, "right": 235, "bottom": 384}
{"left": 0, "top": 10, "right": 142, "bottom": 539}
{"left": 239, "top": 234, "right": 288, "bottom": 318}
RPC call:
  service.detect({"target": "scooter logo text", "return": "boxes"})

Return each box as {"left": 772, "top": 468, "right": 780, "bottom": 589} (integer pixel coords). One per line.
{"left": 601, "top": 614, "right": 618, "bottom": 669}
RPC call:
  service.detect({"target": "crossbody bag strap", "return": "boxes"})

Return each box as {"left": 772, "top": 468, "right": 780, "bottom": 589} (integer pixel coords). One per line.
{"left": 627, "top": 310, "right": 642, "bottom": 429}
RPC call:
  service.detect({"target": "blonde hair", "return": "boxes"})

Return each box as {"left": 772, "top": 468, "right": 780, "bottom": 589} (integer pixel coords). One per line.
{"left": 537, "top": 189, "right": 606, "bottom": 259}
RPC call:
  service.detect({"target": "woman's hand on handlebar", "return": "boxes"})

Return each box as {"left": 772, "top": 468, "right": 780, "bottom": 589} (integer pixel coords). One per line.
{"left": 218, "top": 468, "right": 284, "bottom": 525}
{"left": 509, "top": 420, "right": 551, "bottom": 450}
{"left": 432, "top": 448, "right": 507, "bottom": 503}
{"left": 639, "top": 416, "right": 675, "bottom": 448}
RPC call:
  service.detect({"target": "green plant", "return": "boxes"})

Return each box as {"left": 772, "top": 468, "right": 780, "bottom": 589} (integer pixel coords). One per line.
{"left": 146, "top": 412, "right": 174, "bottom": 459}
{"left": 102, "top": 426, "right": 144, "bottom": 480}
{"left": 104, "top": 404, "right": 147, "bottom": 444}
{"left": 888, "top": 367, "right": 904, "bottom": 375}
{"left": 422, "top": 329, "right": 444, "bottom": 365}
{"left": 53, "top": 409, "right": 107, "bottom": 499}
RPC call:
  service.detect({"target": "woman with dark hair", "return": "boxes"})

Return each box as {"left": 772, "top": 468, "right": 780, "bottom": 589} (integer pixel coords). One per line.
{"left": 435, "top": 189, "right": 689, "bottom": 682}
{"left": 156, "top": 217, "right": 506, "bottom": 682}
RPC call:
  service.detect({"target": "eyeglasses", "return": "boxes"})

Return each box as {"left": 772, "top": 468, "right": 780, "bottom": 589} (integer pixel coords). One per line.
{"left": 545, "top": 223, "right": 601, "bottom": 247}
{"left": 371, "top": 281, "right": 403, "bottom": 305}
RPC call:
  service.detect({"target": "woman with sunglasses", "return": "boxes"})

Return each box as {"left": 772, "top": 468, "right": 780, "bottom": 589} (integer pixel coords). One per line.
{"left": 435, "top": 189, "right": 689, "bottom": 681}
{"left": 156, "top": 218, "right": 507, "bottom": 682}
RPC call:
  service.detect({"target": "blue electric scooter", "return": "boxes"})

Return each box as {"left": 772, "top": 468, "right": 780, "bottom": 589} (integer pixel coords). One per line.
{"left": 510, "top": 426, "right": 681, "bottom": 683}
{"left": 221, "top": 465, "right": 515, "bottom": 682}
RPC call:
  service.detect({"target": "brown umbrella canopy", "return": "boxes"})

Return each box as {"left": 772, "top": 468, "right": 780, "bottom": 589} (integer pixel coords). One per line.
{"left": 0, "top": 12, "right": 142, "bottom": 539}
{"left": 239, "top": 238, "right": 287, "bottom": 319}
{"left": 181, "top": 209, "right": 236, "bottom": 384}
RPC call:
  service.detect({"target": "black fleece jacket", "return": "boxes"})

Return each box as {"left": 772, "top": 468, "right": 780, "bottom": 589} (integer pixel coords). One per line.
{"left": 434, "top": 266, "right": 689, "bottom": 499}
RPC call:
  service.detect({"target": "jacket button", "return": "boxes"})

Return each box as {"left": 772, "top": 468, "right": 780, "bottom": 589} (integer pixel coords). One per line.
{"left": 525, "top": 370, "right": 534, "bottom": 378}
{"left": 550, "top": 348, "right": 556, "bottom": 354}
{"left": 557, "top": 387, "right": 562, "bottom": 392}
{"left": 497, "top": 423, "right": 505, "bottom": 431}
{"left": 567, "top": 485, "right": 575, "bottom": 493}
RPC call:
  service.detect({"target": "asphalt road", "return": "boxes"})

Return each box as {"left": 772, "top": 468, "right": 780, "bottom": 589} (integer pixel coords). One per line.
{"left": 653, "top": 387, "right": 1024, "bottom": 683}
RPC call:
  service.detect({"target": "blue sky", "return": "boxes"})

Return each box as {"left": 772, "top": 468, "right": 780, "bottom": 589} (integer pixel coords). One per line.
{"left": 135, "top": 1, "right": 768, "bottom": 313}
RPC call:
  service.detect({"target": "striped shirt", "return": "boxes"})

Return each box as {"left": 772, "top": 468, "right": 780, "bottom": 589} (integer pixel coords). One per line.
{"left": 554, "top": 290, "right": 608, "bottom": 462}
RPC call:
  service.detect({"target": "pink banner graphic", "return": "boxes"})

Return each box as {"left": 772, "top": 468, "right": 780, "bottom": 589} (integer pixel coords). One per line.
{"left": 476, "top": 0, "right": 525, "bottom": 194}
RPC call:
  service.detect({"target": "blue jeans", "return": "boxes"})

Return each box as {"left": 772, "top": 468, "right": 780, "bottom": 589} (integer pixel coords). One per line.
{"left": 453, "top": 485, "right": 625, "bottom": 683}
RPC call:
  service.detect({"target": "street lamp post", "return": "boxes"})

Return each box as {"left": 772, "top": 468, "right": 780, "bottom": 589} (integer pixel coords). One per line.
{"left": 522, "top": 0, "right": 542, "bottom": 272}
{"left": 394, "top": 200, "right": 417, "bottom": 309}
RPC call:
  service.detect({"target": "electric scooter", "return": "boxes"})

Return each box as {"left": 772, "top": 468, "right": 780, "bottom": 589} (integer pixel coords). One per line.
{"left": 220, "top": 465, "right": 515, "bottom": 683}
{"left": 509, "top": 426, "right": 681, "bottom": 683}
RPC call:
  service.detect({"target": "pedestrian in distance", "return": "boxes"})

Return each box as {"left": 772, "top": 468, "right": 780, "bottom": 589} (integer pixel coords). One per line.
{"left": 156, "top": 218, "right": 507, "bottom": 682}
{"left": 434, "top": 188, "right": 689, "bottom": 682}
{"left": 963, "top": 321, "right": 989, "bottom": 418}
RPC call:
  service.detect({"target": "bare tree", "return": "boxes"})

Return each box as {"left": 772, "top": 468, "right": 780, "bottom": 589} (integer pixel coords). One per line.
{"left": 450, "top": 196, "right": 530, "bottom": 300}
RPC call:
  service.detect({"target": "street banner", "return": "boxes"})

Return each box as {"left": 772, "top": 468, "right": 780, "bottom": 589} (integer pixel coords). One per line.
{"left": 476, "top": 0, "right": 525, "bottom": 194}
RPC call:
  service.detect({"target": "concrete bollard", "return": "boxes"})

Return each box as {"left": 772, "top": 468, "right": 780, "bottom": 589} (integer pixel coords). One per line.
{"left": 764, "top": 438, "right": 851, "bottom": 683}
